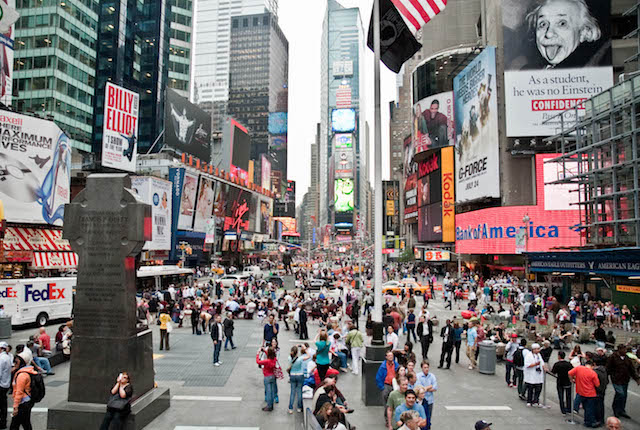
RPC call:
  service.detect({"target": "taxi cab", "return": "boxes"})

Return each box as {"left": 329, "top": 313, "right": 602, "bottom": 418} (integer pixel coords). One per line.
{"left": 382, "top": 278, "right": 430, "bottom": 296}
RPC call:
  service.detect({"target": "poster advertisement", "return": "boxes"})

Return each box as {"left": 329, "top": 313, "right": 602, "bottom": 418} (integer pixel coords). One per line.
{"left": 205, "top": 218, "right": 216, "bottom": 244}
{"left": 0, "top": 0, "right": 18, "bottom": 106}
{"left": 131, "top": 176, "right": 172, "bottom": 250}
{"left": 101, "top": 82, "right": 139, "bottom": 172}
{"left": 334, "top": 178, "right": 355, "bottom": 212}
{"left": 261, "top": 154, "right": 271, "bottom": 191}
{"left": 503, "top": 0, "right": 613, "bottom": 136}
{"left": 178, "top": 171, "right": 198, "bottom": 230}
{"left": 0, "top": 111, "right": 71, "bottom": 225}
{"left": 193, "top": 176, "right": 215, "bottom": 232}
{"left": 260, "top": 200, "right": 271, "bottom": 234}
{"left": 165, "top": 88, "right": 212, "bottom": 162}
{"left": 403, "top": 135, "right": 417, "bottom": 177}
{"left": 404, "top": 174, "right": 418, "bottom": 223}
{"left": 413, "top": 91, "right": 455, "bottom": 153}
{"left": 335, "top": 149, "right": 354, "bottom": 178}
{"left": 441, "top": 146, "right": 455, "bottom": 242}
{"left": 454, "top": 46, "right": 500, "bottom": 203}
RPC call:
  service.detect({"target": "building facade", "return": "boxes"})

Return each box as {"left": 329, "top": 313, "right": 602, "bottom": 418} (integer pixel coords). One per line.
{"left": 168, "top": 0, "right": 193, "bottom": 99}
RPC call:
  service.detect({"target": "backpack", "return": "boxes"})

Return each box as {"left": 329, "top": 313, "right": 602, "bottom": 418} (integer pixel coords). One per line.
{"left": 30, "top": 373, "right": 46, "bottom": 403}
{"left": 513, "top": 348, "right": 524, "bottom": 368}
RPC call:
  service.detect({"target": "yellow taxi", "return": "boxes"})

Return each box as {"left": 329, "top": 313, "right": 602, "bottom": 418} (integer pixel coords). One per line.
{"left": 382, "top": 278, "right": 431, "bottom": 297}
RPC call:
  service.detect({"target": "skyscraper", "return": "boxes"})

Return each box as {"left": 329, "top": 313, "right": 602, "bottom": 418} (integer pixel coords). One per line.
{"left": 319, "top": 0, "right": 366, "bottom": 236}
{"left": 193, "top": 0, "right": 277, "bottom": 130}
{"left": 14, "top": 0, "right": 100, "bottom": 152}
{"left": 227, "top": 11, "right": 288, "bottom": 191}
{"left": 168, "top": 0, "right": 194, "bottom": 99}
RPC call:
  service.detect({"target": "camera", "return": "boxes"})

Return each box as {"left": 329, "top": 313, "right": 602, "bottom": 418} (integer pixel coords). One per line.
{"left": 535, "top": 367, "right": 542, "bottom": 372}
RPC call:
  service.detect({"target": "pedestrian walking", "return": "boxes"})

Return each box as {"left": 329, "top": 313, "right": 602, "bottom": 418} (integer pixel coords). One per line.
{"left": 99, "top": 372, "right": 133, "bottom": 430}
{"left": 256, "top": 347, "right": 277, "bottom": 412}
{"left": 606, "top": 344, "right": 639, "bottom": 419}
{"left": 0, "top": 342, "right": 11, "bottom": 429}
{"left": 211, "top": 314, "right": 224, "bottom": 366}
{"left": 551, "top": 351, "right": 573, "bottom": 415}
{"left": 223, "top": 313, "right": 236, "bottom": 351}
{"left": 523, "top": 343, "right": 545, "bottom": 407}
{"left": 417, "top": 316, "right": 433, "bottom": 360}
{"left": 438, "top": 320, "right": 453, "bottom": 369}
{"left": 406, "top": 309, "right": 417, "bottom": 343}
{"left": 345, "top": 322, "right": 364, "bottom": 375}
{"left": 594, "top": 355, "right": 608, "bottom": 426}
{"left": 263, "top": 314, "right": 279, "bottom": 346}
{"left": 287, "top": 346, "right": 304, "bottom": 414}
{"left": 415, "top": 361, "right": 437, "bottom": 428}
{"left": 513, "top": 339, "right": 527, "bottom": 400}
{"left": 299, "top": 304, "right": 308, "bottom": 340}
{"left": 453, "top": 321, "right": 463, "bottom": 364}
{"left": 159, "top": 309, "right": 171, "bottom": 351}
{"left": 466, "top": 320, "right": 478, "bottom": 370}
{"left": 569, "top": 360, "right": 600, "bottom": 428}
{"left": 10, "top": 359, "right": 39, "bottom": 430}
{"left": 504, "top": 334, "right": 519, "bottom": 387}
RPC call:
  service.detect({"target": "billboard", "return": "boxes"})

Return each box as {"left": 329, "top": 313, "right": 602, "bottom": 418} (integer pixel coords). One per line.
{"left": 230, "top": 119, "right": 250, "bottom": 181}
{"left": 268, "top": 112, "right": 288, "bottom": 135}
{"left": 413, "top": 91, "right": 455, "bottom": 153}
{"left": 0, "top": 111, "right": 70, "bottom": 225}
{"left": 455, "top": 154, "right": 581, "bottom": 254}
{"left": 441, "top": 146, "right": 455, "bottom": 242}
{"left": 178, "top": 171, "right": 198, "bottom": 230}
{"left": 165, "top": 88, "right": 212, "bottom": 162}
{"left": 454, "top": 46, "right": 500, "bottom": 203}
{"left": 131, "top": 177, "right": 172, "bottom": 250}
{"left": 223, "top": 185, "right": 251, "bottom": 233}
{"left": 383, "top": 181, "right": 400, "bottom": 237}
{"left": 101, "top": 82, "right": 139, "bottom": 172}
{"left": 404, "top": 174, "right": 418, "bottom": 222}
{"left": 403, "top": 135, "right": 417, "bottom": 177}
{"left": 259, "top": 199, "right": 271, "bottom": 234}
{"left": 274, "top": 216, "right": 296, "bottom": 233}
{"left": 423, "top": 250, "right": 451, "bottom": 262}
{"left": 331, "top": 109, "right": 356, "bottom": 133}
{"left": 168, "top": 168, "right": 184, "bottom": 259}
{"left": 418, "top": 202, "right": 443, "bottom": 243}
{"left": 335, "top": 134, "right": 353, "bottom": 149}
{"left": 0, "top": 0, "right": 18, "bottom": 106}
{"left": 334, "top": 178, "right": 355, "bottom": 213}
{"left": 335, "top": 149, "right": 354, "bottom": 178}
{"left": 261, "top": 154, "right": 271, "bottom": 191}
{"left": 193, "top": 176, "right": 215, "bottom": 232}
{"left": 503, "top": 0, "right": 613, "bottom": 137}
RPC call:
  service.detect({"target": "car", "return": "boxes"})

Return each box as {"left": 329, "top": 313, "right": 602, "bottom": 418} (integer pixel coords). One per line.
{"left": 218, "top": 275, "right": 249, "bottom": 288}
{"left": 242, "top": 265, "right": 264, "bottom": 279}
{"left": 266, "top": 276, "right": 284, "bottom": 288}
{"left": 305, "top": 278, "right": 327, "bottom": 290}
{"left": 382, "top": 278, "right": 429, "bottom": 296}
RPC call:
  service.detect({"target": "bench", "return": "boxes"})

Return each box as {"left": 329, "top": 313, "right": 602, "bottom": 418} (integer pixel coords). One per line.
{"left": 47, "top": 350, "right": 67, "bottom": 367}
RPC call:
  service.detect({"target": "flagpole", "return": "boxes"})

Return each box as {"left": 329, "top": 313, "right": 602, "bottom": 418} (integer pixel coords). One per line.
{"left": 372, "top": 0, "right": 383, "bottom": 329}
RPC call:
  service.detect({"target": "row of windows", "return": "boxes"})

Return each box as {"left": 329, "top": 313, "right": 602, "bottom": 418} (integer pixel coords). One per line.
{"left": 170, "top": 0, "right": 192, "bottom": 11}
{"left": 169, "top": 46, "right": 189, "bottom": 59}
{"left": 15, "top": 35, "right": 96, "bottom": 69}
{"left": 170, "top": 12, "right": 191, "bottom": 27}
{"left": 169, "top": 79, "right": 188, "bottom": 92}
{"left": 15, "top": 97, "right": 93, "bottom": 132}
{"left": 14, "top": 55, "right": 95, "bottom": 87}
{"left": 231, "top": 16, "right": 270, "bottom": 29}
{"left": 15, "top": 76, "right": 92, "bottom": 107}
{"left": 169, "top": 60, "right": 189, "bottom": 75}
{"left": 17, "top": 0, "right": 99, "bottom": 14}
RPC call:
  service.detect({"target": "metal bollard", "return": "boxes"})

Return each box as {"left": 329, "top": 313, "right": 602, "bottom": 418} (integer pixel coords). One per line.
{"left": 542, "top": 370, "right": 549, "bottom": 408}
{"left": 567, "top": 382, "right": 577, "bottom": 425}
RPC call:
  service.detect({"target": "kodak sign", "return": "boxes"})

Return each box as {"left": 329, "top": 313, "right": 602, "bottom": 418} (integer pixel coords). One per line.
{"left": 441, "top": 146, "right": 455, "bottom": 242}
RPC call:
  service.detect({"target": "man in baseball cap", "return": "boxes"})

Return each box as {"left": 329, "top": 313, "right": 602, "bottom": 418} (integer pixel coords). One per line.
{"left": 0, "top": 341, "right": 11, "bottom": 428}
{"left": 475, "top": 420, "right": 492, "bottom": 430}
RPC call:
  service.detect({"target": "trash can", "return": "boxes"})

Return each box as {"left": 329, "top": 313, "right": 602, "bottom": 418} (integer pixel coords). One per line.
{"left": 0, "top": 317, "right": 12, "bottom": 339}
{"left": 478, "top": 340, "right": 497, "bottom": 375}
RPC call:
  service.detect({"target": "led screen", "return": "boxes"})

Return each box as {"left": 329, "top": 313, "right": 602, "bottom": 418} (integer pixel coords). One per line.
{"left": 335, "top": 134, "right": 353, "bottom": 149}
{"left": 334, "top": 178, "right": 355, "bottom": 212}
{"left": 232, "top": 125, "right": 250, "bottom": 171}
{"left": 331, "top": 109, "right": 356, "bottom": 133}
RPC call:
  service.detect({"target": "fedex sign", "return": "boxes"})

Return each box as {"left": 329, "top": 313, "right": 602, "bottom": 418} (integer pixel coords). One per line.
{"left": 0, "top": 287, "right": 17, "bottom": 298}
{"left": 25, "top": 283, "right": 66, "bottom": 302}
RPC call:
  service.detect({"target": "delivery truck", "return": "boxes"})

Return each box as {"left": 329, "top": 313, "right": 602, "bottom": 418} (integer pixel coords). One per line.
{"left": 0, "top": 277, "right": 75, "bottom": 326}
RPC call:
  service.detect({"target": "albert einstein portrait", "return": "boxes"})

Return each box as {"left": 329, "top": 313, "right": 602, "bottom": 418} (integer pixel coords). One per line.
{"left": 504, "top": 0, "right": 612, "bottom": 70}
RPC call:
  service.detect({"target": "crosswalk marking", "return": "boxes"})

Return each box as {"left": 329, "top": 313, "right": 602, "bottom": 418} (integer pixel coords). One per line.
{"left": 445, "top": 406, "right": 512, "bottom": 411}
{"left": 172, "top": 395, "right": 242, "bottom": 402}
{"left": 8, "top": 407, "right": 48, "bottom": 413}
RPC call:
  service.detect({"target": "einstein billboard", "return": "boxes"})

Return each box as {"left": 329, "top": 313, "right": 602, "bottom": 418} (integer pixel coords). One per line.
{"left": 503, "top": 0, "right": 613, "bottom": 137}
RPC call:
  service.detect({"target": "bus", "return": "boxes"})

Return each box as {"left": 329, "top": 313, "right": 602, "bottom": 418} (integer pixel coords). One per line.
{"left": 282, "top": 232, "right": 301, "bottom": 247}
{"left": 136, "top": 266, "right": 195, "bottom": 292}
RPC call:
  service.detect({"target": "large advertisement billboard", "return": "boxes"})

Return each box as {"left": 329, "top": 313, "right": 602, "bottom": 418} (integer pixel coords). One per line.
{"left": 230, "top": 119, "right": 250, "bottom": 181}
{"left": 165, "top": 88, "right": 212, "bottom": 162}
{"left": 404, "top": 174, "right": 418, "bottom": 223}
{"left": 503, "top": 0, "right": 613, "bottom": 137}
{"left": 331, "top": 109, "right": 356, "bottom": 133}
{"left": 178, "top": 171, "right": 198, "bottom": 230}
{"left": 335, "top": 134, "right": 353, "bottom": 149}
{"left": 193, "top": 176, "right": 215, "bottom": 232}
{"left": 334, "top": 178, "right": 355, "bottom": 213}
{"left": 101, "top": 82, "right": 139, "bottom": 172}
{"left": 261, "top": 154, "right": 271, "bottom": 191}
{"left": 441, "top": 146, "right": 455, "bottom": 242}
{"left": 335, "top": 149, "right": 354, "bottom": 178}
{"left": 0, "top": 0, "right": 18, "bottom": 106}
{"left": 454, "top": 46, "right": 500, "bottom": 203}
{"left": 0, "top": 111, "right": 71, "bottom": 225}
{"left": 223, "top": 185, "right": 251, "bottom": 233}
{"left": 131, "top": 176, "right": 172, "bottom": 250}
{"left": 268, "top": 112, "right": 288, "bottom": 135}
{"left": 383, "top": 181, "right": 400, "bottom": 237}
{"left": 413, "top": 91, "right": 455, "bottom": 154}
{"left": 455, "top": 154, "right": 581, "bottom": 254}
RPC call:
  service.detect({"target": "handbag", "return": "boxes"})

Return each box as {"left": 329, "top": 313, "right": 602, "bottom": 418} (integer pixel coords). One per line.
{"left": 107, "top": 392, "right": 131, "bottom": 411}
{"left": 274, "top": 361, "right": 285, "bottom": 380}
{"left": 166, "top": 322, "right": 173, "bottom": 333}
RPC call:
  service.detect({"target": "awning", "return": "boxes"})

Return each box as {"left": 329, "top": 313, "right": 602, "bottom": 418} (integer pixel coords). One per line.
{"left": 30, "top": 252, "right": 78, "bottom": 269}
{"left": 3, "top": 227, "right": 71, "bottom": 251}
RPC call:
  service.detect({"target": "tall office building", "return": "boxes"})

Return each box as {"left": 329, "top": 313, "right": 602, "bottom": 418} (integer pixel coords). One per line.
{"left": 319, "top": 0, "right": 366, "bottom": 235}
{"left": 13, "top": 0, "right": 100, "bottom": 152}
{"left": 193, "top": 0, "right": 277, "bottom": 129}
{"left": 227, "top": 11, "right": 288, "bottom": 189}
{"left": 168, "top": 0, "right": 194, "bottom": 99}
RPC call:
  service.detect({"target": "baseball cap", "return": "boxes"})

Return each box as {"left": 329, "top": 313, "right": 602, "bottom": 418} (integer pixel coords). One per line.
{"left": 531, "top": 343, "right": 541, "bottom": 350}
{"left": 0, "top": 342, "right": 7, "bottom": 349}
{"left": 511, "top": 333, "right": 518, "bottom": 338}
{"left": 475, "top": 420, "right": 492, "bottom": 430}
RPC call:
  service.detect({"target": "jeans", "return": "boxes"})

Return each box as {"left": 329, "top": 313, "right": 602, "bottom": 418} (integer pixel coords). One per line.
{"left": 381, "top": 384, "right": 393, "bottom": 424}
{"left": 557, "top": 385, "right": 571, "bottom": 414}
{"left": 288, "top": 374, "right": 304, "bottom": 410}
{"left": 612, "top": 383, "right": 628, "bottom": 416}
{"left": 420, "top": 336, "right": 431, "bottom": 359}
{"left": 526, "top": 382, "right": 542, "bottom": 404}
{"left": 454, "top": 341, "right": 461, "bottom": 363}
{"left": 299, "top": 323, "right": 308, "bottom": 340}
{"left": 0, "top": 386, "right": 7, "bottom": 428}
{"left": 213, "top": 341, "right": 222, "bottom": 363}
{"left": 406, "top": 325, "right": 417, "bottom": 343}
{"left": 99, "top": 408, "right": 129, "bottom": 430}
{"left": 9, "top": 401, "right": 33, "bottom": 430}
{"left": 264, "top": 375, "right": 276, "bottom": 408}
{"left": 224, "top": 336, "right": 235, "bottom": 349}
{"left": 33, "top": 357, "right": 52, "bottom": 374}
{"left": 351, "top": 346, "right": 364, "bottom": 374}
{"left": 505, "top": 362, "right": 514, "bottom": 385}
{"left": 514, "top": 369, "right": 525, "bottom": 396}
{"left": 595, "top": 396, "right": 605, "bottom": 424}
{"left": 596, "top": 340, "right": 605, "bottom": 349}
{"left": 424, "top": 402, "right": 433, "bottom": 429}
{"left": 159, "top": 329, "right": 170, "bottom": 350}
{"left": 439, "top": 344, "right": 452, "bottom": 368}
{"left": 582, "top": 396, "right": 597, "bottom": 427}
{"left": 336, "top": 351, "right": 348, "bottom": 369}
{"left": 574, "top": 393, "right": 582, "bottom": 412}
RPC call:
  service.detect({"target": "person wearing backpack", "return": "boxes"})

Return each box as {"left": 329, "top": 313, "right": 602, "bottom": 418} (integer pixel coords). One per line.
{"left": 513, "top": 339, "right": 528, "bottom": 400}
{"left": 10, "top": 358, "right": 41, "bottom": 430}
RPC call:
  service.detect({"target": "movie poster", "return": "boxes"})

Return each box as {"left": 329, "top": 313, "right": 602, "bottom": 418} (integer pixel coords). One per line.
{"left": 503, "top": 0, "right": 613, "bottom": 136}
{"left": 454, "top": 46, "right": 500, "bottom": 203}
{"left": 193, "top": 177, "right": 215, "bottom": 232}
{"left": 412, "top": 91, "right": 455, "bottom": 154}
{"left": 101, "top": 82, "right": 139, "bottom": 172}
{"left": 178, "top": 171, "right": 198, "bottom": 230}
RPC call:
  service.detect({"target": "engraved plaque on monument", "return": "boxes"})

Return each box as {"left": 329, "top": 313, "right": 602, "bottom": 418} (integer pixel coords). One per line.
{"left": 47, "top": 174, "right": 170, "bottom": 430}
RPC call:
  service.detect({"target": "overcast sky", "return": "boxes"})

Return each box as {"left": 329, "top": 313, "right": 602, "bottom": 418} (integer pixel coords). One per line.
{"left": 278, "top": 0, "right": 398, "bottom": 205}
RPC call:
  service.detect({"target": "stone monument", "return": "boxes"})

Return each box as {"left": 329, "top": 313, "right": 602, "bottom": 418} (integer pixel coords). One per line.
{"left": 47, "top": 174, "right": 170, "bottom": 429}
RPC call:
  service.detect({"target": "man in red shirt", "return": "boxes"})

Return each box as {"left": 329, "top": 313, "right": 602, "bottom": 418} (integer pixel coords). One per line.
{"left": 569, "top": 360, "right": 600, "bottom": 427}
{"left": 36, "top": 327, "right": 51, "bottom": 352}
{"left": 390, "top": 308, "right": 402, "bottom": 333}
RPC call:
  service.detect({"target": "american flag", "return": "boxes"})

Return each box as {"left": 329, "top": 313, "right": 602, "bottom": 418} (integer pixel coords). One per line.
{"left": 336, "top": 84, "right": 352, "bottom": 109}
{"left": 390, "top": 0, "right": 447, "bottom": 35}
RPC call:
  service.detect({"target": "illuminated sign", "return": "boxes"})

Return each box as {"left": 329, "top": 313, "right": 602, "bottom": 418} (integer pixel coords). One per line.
{"left": 441, "top": 147, "right": 455, "bottom": 242}
{"left": 335, "top": 134, "right": 353, "bottom": 149}
{"left": 617, "top": 285, "right": 640, "bottom": 294}
{"left": 331, "top": 109, "right": 356, "bottom": 133}
{"left": 423, "top": 250, "right": 450, "bottom": 262}
{"left": 334, "top": 178, "right": 355, "bottom": 212}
